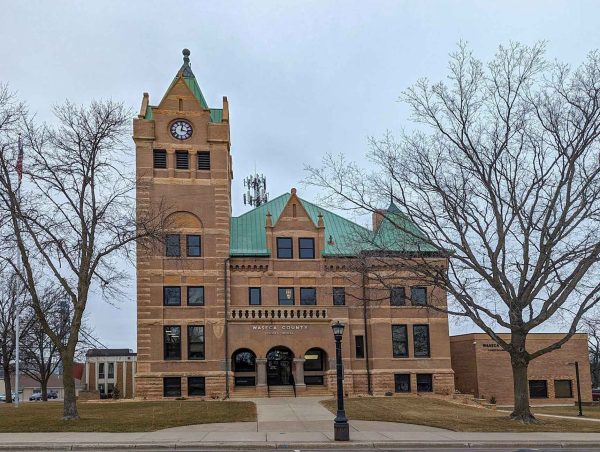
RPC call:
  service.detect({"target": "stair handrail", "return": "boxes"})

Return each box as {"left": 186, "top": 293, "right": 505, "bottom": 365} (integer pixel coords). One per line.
{"left": 290, "top": 373, "right": 296, "bottom": 397}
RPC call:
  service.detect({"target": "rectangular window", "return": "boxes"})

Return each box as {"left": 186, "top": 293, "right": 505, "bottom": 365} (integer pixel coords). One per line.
{"left": 175, "top": 151, "right": 189, "bottom": 169}
{"left": 188, "top": 326, "right": 205, "bottom": 360}
{"left": 417, "top": 374, "right": 433, "bottom": 392}
{"left": 392, "top": 325, "right": 409, "bottom": 358}
{"left": 554, "top": 380, "right": 573, "bottom": 398}
{"left": 300, "top": 287, "right": 316, "bottom": 305}
{"left": 413, "top": 325, "right": 431, "bottom": 358}
{"left": 98, "top": 383, "right": 105, "bottom": 394}
{"left": 333, "top": 287, "right": 345, "bottom": 306}
{"left": 188, "top": 377, "right": 206, "bottom": 396}
{"left": 153, "top": 149, "right": 167, "bottom": 169}
{"left": 163, "top": 377, "right": 181, "bottom": 397}
{"left": 276, "top": 237, "right": 293, "bottom": 259}
{"left": 355, "top": 335, "right": 365, "bottom": 359}
{"left": 278, "top": 287, "right": 295, "bottom": 305}
{"left": 187, "top": 287, "right": 204, "bottom": 306}
{"left": 411, "top": 287, "right": 427, "bottom": 305}
{"left": 164, "top": 326, "right": 181, "bottom": 360}
{"left": 394, "top": 374, "right": 411, "bottom": 393}
{"left": 298, "top": 238, "right": 315, "bottom": 259}
{"left": 197, "top": 152, "right": 210, "bottom": 170}
{"left": 529, "top": 380, "right": 548, "bottom": 398}
{"left": 98, "top": 363, "right": 105, "bottom": 379}
{"left": 108, "top": 362, "right": 114, "bottom": 379}
{"left": 165, "top": 234, "right": 181, "bottom": 257}
{"left": 186, "top": 235, "right": 201, "bottom": 257}
{"left": 390, "top": 287, "right": 405, "bottom": 306}
{"left": 249, "top": 287, "right": 261, "bottom": 305}
{"left": 163, "top": 286, "right": 181, "bottom": 306}
{"left": 107, "top": 383, "right": 114, "bottom": 395}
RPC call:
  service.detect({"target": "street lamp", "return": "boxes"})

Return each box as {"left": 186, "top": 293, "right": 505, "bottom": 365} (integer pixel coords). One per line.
{"left": 331, "top": 320, "right": 349, "bottom": 441}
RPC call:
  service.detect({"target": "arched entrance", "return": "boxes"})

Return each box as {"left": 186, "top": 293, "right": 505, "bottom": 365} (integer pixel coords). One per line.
{"left": 266, "top": 346, "right": 294, "bottom": 385}
{"left": 232, "top": 348, "right": 256, "bottom": 386}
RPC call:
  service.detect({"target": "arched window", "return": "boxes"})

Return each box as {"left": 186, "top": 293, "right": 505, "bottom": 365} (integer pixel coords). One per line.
{"left": 233, "top": 349, "right": 256, "bottom": 372}
{"left": 304, "top": 348, "right": 325, "bottom": 372}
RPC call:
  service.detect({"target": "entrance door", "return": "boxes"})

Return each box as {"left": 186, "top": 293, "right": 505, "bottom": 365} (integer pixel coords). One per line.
{"left": 266, "top": 347, "right": 293, "bottom": 385}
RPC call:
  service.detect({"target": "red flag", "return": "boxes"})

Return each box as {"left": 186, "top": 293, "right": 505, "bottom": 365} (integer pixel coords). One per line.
{"left": 16, "top": 134, "right": 23, "bottom": 183}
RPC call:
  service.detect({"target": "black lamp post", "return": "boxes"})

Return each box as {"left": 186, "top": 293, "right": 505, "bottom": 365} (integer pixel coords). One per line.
{"left": 331, "top": 320, "right": 349, "bottom": 441}
{"left": 572, "top": 361, "right": 584, "bottom": 417}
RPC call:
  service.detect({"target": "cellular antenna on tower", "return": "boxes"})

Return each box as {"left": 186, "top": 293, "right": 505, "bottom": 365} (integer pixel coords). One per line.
{"left": 243, "top": 172, "right": 269, "bottom": 208}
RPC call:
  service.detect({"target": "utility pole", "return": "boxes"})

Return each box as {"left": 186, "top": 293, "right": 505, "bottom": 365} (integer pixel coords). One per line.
{"left": 15, "top": 310, "right": 20, "bottom": 407}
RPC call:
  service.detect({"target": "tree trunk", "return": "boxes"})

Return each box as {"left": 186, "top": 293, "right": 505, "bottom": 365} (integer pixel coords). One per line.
{"left": 41, "top": 379, "right": 48, "bottom": 402}
{"left": 509, "top": 351, "right": 537, "bottom": 423}
{"left": 61, "top": 355, "right": 79, "bottom": 419}
{"left": 2, "top": 362, "right": 12, "bottom": 404}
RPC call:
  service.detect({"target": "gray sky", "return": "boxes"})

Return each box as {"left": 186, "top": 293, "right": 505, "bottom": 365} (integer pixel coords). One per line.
{"left": 2, "top": 0, "right": 599, "bottom": 348}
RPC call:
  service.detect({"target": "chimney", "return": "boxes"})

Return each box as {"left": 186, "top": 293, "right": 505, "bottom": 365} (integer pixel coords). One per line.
{"left": 372, "top": 209, "right": 386, "bottom": 231}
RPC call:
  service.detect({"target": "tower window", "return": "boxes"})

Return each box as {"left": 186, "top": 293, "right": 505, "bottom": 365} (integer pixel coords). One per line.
{"left": 276, "top": 237, "right": 293, "bottom": 259}
{"left": 165, "top": 234, "right": 180, "bottom": 257}
{"left": 175, "top": 151, "right": 189, "bottom": 169}
{"left": 186, "top": 235, "right": 201, "bottom": 257}
{"left": 197, "top": 152, "right": 211, "bottom": 170}
{"left": 299, "top": 238, "right": 315, "bottom": 259}
{"left": 153, "top": 149, "right": 167, "bottom": 169}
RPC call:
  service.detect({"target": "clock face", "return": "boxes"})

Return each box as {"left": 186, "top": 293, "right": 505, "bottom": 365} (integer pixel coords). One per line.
{"left": 170, "top": 120, "right": 193, "bottom": 140}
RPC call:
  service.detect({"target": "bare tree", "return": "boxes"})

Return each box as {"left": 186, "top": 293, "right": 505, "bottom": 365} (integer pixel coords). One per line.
{"left": 306, "top": 42, "right": 600, "bottom": 423}
{"left": 584, "top": 317, "right": 600, "bottom": 388}
{"left": 0, "top": 90, "right": 168, "bottom": 419}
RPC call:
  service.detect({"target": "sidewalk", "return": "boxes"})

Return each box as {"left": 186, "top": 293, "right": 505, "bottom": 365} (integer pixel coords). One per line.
{"left": 0, "top": 397, "right": 599, "bottom": 450}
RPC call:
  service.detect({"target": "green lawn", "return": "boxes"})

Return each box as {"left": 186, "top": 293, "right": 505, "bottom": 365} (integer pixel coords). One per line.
{"left": 0, "top": 400, "right": 256, "bottom": 432}
{"left": 321, "top": 396, "right": 600, "bottom": 432}
{"left": 533, "top": 405, "right": 600, "bottom": 420}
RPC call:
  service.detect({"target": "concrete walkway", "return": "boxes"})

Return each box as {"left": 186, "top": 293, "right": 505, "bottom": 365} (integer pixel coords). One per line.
{"left": 1, "top": 397, "right": 599, "bottom": 450}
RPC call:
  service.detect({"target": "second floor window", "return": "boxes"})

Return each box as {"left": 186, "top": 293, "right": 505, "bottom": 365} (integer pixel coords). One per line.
{"left": 186, "top": 235, "right": 201, "bottom": 257}
{"left": 299, "top": 238, "right": 315, "bottom": 259}
{"left": 411, "top": 287, "right": 427, "bottom": 305}
{"left": 107, "top": 362, "right": 114, "bottom": 379}
{"left": 392, "top": 324, "right": 408, "bottom": 358}
{"left": 164, "top": 286, "right": 181, "bottom": 306}
{"left": 390, "top": 287, "right": 405, "bottom": 306}
{"left": 98, "top": 362, "right": 105, "bottom": 379}
{"left": 300, "top": 287, "right": 316, "bottom": 305}
{"left": 165, "top": 234, "right": 180, "bottom": 257}
{"left": 188, "top": 325, "right": 205, "bottom": 360}
{"left": 187, "top": 286, "right": 204, "bottom": 306}
{"left": 333, "top": 287, "right": 345, "bottom": 305}
{"left": 153, "top": 149, "right": 167, "bottom": 168}
{"left": 413, "top": 324, "right": 430, "bottom": 357}
{"left": 164, "top": 326, "right": 181, "bottom": 360}
{"left": 277, "top": 237, "right": 293, "bottom": 259}
{"left": 249, "top": 287, "right": 261, "bottom": 305}
{"left": 278, "top": 287, "right": 294, "bottom": 305}
{"left": 175, "top": 151, "right": 189, "bottom": 169}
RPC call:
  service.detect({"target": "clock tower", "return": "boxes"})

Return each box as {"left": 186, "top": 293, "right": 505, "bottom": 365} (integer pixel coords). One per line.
{"left": 133, "top": 49, "right": 232, "bottom": 398}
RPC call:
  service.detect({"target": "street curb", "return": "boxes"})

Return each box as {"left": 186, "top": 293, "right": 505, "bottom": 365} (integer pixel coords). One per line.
{"left": 2, "top": 440, "right": 600, "bottom": 450}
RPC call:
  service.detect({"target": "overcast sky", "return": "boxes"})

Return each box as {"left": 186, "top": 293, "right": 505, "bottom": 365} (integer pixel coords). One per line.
{"left": 2, "top": 0, "right": 599, "bottom": 349}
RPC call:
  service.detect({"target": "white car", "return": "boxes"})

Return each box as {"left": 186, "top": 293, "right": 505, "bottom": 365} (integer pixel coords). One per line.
{"left": 0, "top": 392, "right": 17, "bottom": 402}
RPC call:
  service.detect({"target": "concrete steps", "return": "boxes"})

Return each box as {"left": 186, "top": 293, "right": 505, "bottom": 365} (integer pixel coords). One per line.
{"left": 268, "top": 385, "right": 295, "bottom": 397}
{"left": 230, "top": 387, "right": 257, "bottom": 398}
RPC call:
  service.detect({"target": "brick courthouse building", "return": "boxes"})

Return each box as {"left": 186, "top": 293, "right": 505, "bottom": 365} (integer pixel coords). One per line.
{"left": 133, "top": 50, "right": 455, "bottom": 399}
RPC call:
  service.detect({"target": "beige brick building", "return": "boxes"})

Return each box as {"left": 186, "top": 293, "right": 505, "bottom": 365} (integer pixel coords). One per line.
{"left": 132, "top": 49, "right": 455, "bottom": 399}
{"left": 450, "top": 333, "right": 593, "bottom": 405}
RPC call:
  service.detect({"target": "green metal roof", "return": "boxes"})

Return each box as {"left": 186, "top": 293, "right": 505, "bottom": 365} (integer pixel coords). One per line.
{"left": 209, "top": 109, "right": 223, "bottom": 123}
{"left": 229, "top": 195, "right": 434, "bottom": 257}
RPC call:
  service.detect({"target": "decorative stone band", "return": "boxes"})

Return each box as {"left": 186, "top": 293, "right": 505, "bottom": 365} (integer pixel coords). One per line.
{"left": 229, "top": 308, "right": 328, "bottom": 321}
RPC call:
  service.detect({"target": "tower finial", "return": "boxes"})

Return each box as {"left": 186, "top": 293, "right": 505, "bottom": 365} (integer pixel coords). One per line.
{"left": 182, "top": 48, "right": 190, "bottom": 64}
